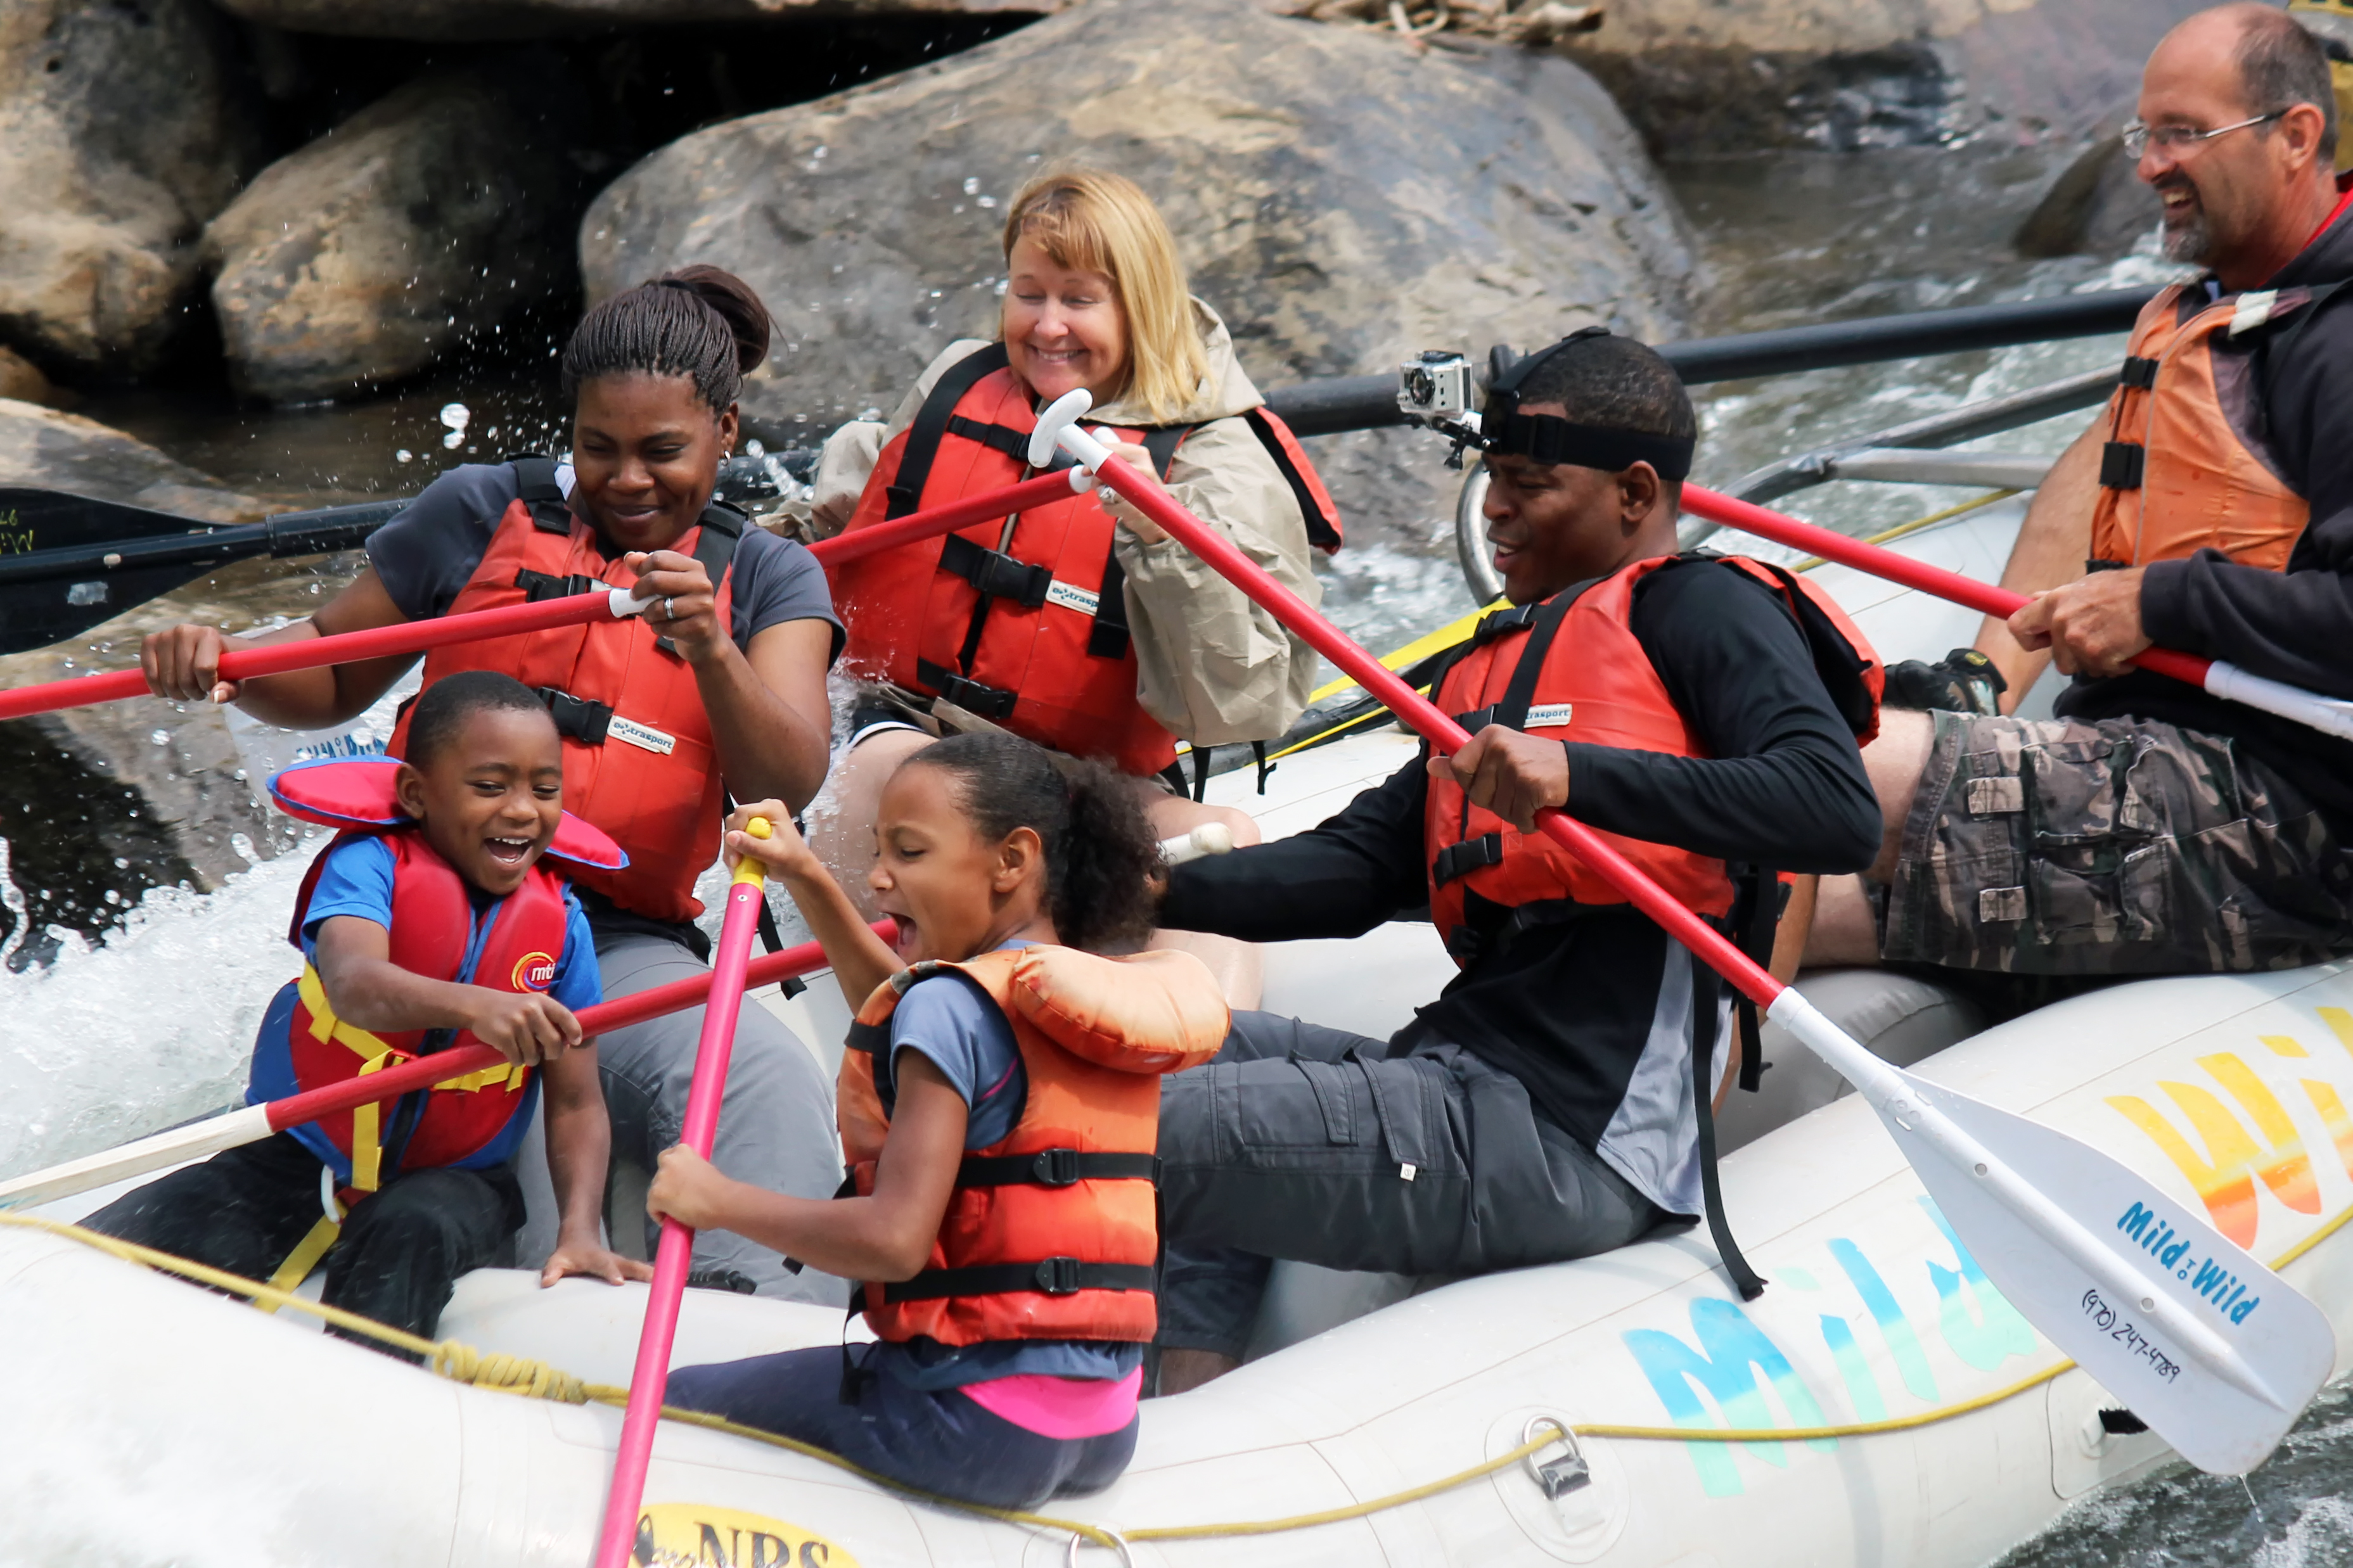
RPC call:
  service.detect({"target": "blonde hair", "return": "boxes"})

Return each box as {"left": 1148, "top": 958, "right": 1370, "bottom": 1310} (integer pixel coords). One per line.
{"left": 1000, "top": 169, "right": 1208, "bottom": 422}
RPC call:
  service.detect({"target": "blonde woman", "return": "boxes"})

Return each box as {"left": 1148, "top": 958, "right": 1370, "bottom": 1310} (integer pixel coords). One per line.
{"left": 809, "top": 169, "right": 1342, "bottom": 1004}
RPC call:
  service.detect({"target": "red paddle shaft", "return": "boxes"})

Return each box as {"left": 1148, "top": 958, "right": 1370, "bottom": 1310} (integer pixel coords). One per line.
{"left": 259, "top": 924, "right": 888, "bottom": 1137}
{"left": 0, "top": 469, "right": 1091, "bottom": 725}
{"left": 1677, "top": 483, "right": 2217, "bottom": 689}
{"left": 592, "top": 822, "right": 776, "bottom": 1568}
{"left": 1086, "top": 449, "right": 1785, "bottom": 1010}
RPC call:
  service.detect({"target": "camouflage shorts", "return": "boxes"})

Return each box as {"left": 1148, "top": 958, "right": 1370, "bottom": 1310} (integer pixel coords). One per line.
{"left": 1880, "top": 713, "right": 2353, "bottom": 975}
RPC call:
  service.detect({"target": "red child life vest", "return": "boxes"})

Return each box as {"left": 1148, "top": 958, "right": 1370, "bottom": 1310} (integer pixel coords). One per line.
{"left": 253, "top": 757, "right": 625, "bottom": 1191}
{"left": 836, "top": 945, "right": 1228, "bottom": 1347}
{"left": 385, "top": 459, "right": 747, "bottom": 922}
{"left": 1424, "top": 554, "right": 1882, "bottom": 964}
{"left": 2087, "top": 281, "right": 2340, "bottom": 573}
{"left": 829, "top": 343, "right": 1343, "bottom": 778}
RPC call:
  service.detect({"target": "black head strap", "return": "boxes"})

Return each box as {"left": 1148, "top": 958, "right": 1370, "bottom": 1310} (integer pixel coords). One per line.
{"left": 1481, "top": 327, "right": 1696, "bottom": 480}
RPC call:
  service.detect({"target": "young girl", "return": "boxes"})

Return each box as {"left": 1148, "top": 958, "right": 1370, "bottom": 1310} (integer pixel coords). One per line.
{"left": 650, "top": 732, "right": 1228, "bottom": 1507}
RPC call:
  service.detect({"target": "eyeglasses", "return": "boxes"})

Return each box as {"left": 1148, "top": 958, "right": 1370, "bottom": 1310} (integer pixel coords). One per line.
{"left": 2122, "top": 111, "right": 2285, "bottom": 158}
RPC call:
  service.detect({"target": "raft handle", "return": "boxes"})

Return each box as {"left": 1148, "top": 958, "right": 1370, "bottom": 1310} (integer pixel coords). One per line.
{"left": 1065, "top": 1526, "right": 1135, "bottom": 1567}
{"left": 1521, "top": 1416, "right": 1591, "bottom": 1500}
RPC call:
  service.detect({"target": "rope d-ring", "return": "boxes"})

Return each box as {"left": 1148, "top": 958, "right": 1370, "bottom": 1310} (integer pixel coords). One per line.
{"left": 1066, "top": 1526, "right": 1136, "bottom": 1567}
{"left": 1520, "top": 1415, "right": 1591, "bottom": 1500}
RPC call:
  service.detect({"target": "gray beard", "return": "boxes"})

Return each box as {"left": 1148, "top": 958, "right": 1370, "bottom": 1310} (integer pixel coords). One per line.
{"left": 2162, "top": 210, "right": 2214, "bottom": 264}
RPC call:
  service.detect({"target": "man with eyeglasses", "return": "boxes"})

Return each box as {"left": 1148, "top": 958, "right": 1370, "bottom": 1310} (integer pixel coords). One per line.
{"left": 1794, "top": 3, "right": 2353, "bottom": 983}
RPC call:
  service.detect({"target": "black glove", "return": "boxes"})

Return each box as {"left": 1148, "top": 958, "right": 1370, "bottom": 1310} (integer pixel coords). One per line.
{"left": 1882, "top": 647, "right": 2008, "bottom": 717}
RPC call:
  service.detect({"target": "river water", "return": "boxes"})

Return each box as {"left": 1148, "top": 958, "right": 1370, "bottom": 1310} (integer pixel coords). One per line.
{"left": 10, "top": 144, "right": 2348, "bottom": 1564}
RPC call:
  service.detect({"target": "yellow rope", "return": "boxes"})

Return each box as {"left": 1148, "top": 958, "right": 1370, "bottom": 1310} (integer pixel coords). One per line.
{"left": 0, "top": 1201, "right": 2331, "bottom": 1545}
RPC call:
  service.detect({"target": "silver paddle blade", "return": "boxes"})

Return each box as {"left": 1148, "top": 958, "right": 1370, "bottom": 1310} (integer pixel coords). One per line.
{"left": 1885, "top": 1073, "right": 2335, "bottom": 1474}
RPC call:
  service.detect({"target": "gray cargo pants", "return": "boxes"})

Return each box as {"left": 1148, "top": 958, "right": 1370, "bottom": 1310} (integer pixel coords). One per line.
{"left": 593, "top": 933, "right": 848, "bottom": 1306}
{"left": 1155, "top": 1011, "right": 1667, "bottom": 1360}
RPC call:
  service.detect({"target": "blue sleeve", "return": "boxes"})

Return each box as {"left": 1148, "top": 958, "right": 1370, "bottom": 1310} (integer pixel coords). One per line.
{"left": 297, "top": 837, "right": 398, "bottom": 962}
{"left": 887, "top": 974, "right": 1026, "bottom": 1150}
{"left": 547, "top": 890, "right": 603, "bottom": 1015}
{"left": 726, "top": 528, "right": 845, "bottom": 664}
{"left": 364, "top": 464, "right": 521, "bottom": 622}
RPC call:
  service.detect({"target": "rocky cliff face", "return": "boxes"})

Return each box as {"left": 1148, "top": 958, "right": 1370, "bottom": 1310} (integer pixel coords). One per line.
{"left": 204, "top": 67, "right": 589, "bottom": 404}
{"left": 580, "top": 0, "right": 1695, "bottom": 544}
{"left": 0, "top": 0, "right": 261, "bottom": 377}
{"left": 209, "top": 0, "right": 1056, "bottom": 42}
{"left": 1554, "top": 0, "right": 2206, "bottom": 151}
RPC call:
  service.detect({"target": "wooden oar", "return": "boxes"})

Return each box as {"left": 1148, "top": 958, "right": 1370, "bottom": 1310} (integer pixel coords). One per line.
{"left": 0, "top": 466, "right": 1094, "bottom": 721}
{"left": 1032, "top": 389, "right": 2337, "bottom": 1476}
{"left": 0, "top": 923, "right": 888, "bottom": 1214}
{"left": 1678, "top": 483, "right": 2353, "bottom": 743}
{"left": 593, "top": 817, "right": 775, "bottom": 1568}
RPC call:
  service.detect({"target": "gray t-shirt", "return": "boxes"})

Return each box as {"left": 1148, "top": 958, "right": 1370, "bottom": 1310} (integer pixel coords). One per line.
{"left": 366, "top": 462, "right": 842, "bottom": 659}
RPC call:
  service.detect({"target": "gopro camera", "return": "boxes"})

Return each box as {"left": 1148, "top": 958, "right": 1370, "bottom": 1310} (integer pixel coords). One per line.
{"left": 1397, "top": 351, "right": 1475, "bottom": 421}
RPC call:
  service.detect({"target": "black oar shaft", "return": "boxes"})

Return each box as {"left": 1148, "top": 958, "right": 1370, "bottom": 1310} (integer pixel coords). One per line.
{"left": 0, "top": 500, "right": 399, "bottom": 586}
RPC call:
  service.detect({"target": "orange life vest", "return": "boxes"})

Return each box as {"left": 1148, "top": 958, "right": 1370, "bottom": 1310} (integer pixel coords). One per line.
{"left": 837, "top": 945, "right": 1228, "bottom": 1347}
{"left": 250, "top": 758, "right": 625, "bottom": 1190}
{"left": 1425, "top": 554, "right": 1882, "bottom": 963}
{"left": 2087, "top": 281, "right": 2336, "bottom": 573}
{"left": 830, "top": 343, "right": 1342, "bottom": 777}
{"left": 385, "top": 460, "right": 746, "bottom": 922}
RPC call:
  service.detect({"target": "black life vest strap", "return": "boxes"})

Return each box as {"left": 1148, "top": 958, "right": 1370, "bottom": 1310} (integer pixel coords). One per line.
{"left": 944, "top": 413, "right": 1034, "bottom": 463}
{"left": 887, "top": 343, "right": 1012, "bottom": 519}
{"left": 1441, "top": 892, "right": 1591, "bottom": 965}
{"left": 955, "top": 1150, "right": 1160, "bottom": 1189}
{"left": 1687, "top": 952, "right": 1766, "bottom": 1301}
{"left": 510, "top": 456, "right": 572, "bottom": 533}
{"left": 1432, "top": 832, "right": 1504, "bottom": 888}
{"left": 881, "top": 1259, "right": 1155, "bottom": 1303}
{"left": 915, "top": 658, "right": 1018, "bottom": 721}
{"left": 1724, "top": 864, "right": 1784, "bottom": 1093}
{"left": 513, "top": 568, "right": 608, "bottom": 603}
{"left": 1241, "top": 407, "right": 1343, "bottom": 552}
{"left": 534, "top": 687, "right": 613, "bottom": 745}
{"left": 937, "top": 533, "right": 1052, "bottom": 609}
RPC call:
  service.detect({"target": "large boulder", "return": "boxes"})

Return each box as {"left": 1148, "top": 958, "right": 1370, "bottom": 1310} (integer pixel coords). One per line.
{"left": 1553, "top": 0, "right": 2207, "bottom": 151}
{"left": 579, "top": 0, "right": 1695, "bottom": 545}
{"left": 204, "top": 66, "right": 589, "bottom": 404}
{"left": 0, "top": 402, "right": 295, "bottom": 970}
{"left": 0, "top": 0, "right": 259, "bottom": 377}
{"left": 208, "top": 0, "right": 1059, "bottom": 41}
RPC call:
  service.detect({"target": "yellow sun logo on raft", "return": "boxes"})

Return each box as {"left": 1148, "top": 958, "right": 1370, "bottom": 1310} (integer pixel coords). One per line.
{"left": 633, "top": 1503, "right": 859, "bottom": 1567}
{"left": 511, "top": 952, "right": 558, "bottom": 992}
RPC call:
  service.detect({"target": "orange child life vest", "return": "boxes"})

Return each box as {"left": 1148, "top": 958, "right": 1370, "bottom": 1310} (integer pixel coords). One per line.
{"left": 2088, "top": 281, "right": 2337, "bottom": 573}
{"left": 829, "top": 343, "right": 1344, "bottom": 779}
{"left": 836, "top": 945, "right": 1229, "bottom": 1347}
{"left": 386, "top": 459, "right": 747, "bottom": 924}
{"left": 252, "top": 758, "right": 627, "bottom": 1192}
{"left": 1425, "top": 554, "right": 1882, "bottom": 963}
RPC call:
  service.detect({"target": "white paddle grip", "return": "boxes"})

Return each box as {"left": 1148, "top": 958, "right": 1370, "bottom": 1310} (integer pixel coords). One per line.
{"left": 610, "top": 587, "right": 658, "bottom": 619}
{"left": 1158, "top": 822, "right": 1236, "bottom": 865}
{"left": 2205, "top": 659, "right": 2353, "bottom": 743}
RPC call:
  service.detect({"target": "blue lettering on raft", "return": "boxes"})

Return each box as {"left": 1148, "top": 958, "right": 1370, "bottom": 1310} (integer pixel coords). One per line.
{"left": 2115, "top": 1201, "right": 2260, "bottom": 1324}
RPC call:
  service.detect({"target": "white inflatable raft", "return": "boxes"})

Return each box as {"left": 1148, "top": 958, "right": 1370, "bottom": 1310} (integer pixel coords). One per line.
{"left": 6, "top": 500, "right": 2345, "bottom": 1567}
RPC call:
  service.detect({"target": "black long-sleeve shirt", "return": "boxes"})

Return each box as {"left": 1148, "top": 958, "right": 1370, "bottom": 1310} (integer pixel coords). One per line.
{"left": 2074, "top": 193, "right": 2353, "bottom": 828}
{"left": 1162, "top": 560, "right": 1880, "bottom": 1148}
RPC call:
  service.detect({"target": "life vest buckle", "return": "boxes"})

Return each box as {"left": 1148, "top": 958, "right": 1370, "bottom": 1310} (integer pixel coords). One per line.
{"left": 513, "top": 568, "right": 609, "bottom": 603}
{"left": 1030, "top": 1147, "right": 1084, "bottom": 1187}
{"left": 940, "top": 534, "right": 1053, "bottom": 609}
{"left": 2099, "top": 442, "right": 2146, "bottom": 490}
{"left": 1033, "top": 1256, "right": 1086, "bottom": 1295}
{"left": 534, "top": 687, "right": 615, "bottom": 744}
{"left": 1432, "top": 832, "right": 1505, "bottom": 887}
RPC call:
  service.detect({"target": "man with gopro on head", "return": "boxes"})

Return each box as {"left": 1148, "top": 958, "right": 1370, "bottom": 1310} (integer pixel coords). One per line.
{"left": 1145, "top": 330, "right": 1884, "bottom": 1393}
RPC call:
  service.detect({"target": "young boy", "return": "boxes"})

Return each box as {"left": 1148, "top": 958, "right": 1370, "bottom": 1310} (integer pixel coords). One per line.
{"left": 87, "top": 671, "right": 648, "bottom": 1348}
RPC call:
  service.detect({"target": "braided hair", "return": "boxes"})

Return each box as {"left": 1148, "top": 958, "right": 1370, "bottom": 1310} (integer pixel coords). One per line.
{"left": 560, "top": 264, "right": 774, "bottom": 412}
{"left": 900, "top": 732, "right": 1160, "bottom": 952}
